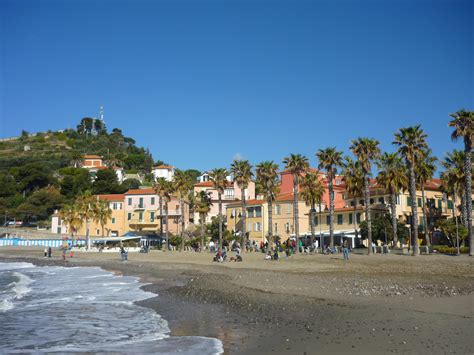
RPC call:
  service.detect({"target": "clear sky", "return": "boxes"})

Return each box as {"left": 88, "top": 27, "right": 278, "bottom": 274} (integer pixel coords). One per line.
{"left": 1, "top": 0, "right": 472, "bottom": 171}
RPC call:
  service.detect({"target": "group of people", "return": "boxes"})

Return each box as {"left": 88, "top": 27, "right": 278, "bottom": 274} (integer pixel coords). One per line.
{"left": 213, "top": 244, "right": 242, "bottom": 263}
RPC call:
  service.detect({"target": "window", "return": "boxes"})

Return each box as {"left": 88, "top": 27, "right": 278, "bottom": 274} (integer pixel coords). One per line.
{"left": 285, "top": 223, "right": 290, "bottom": 233}
{"left": 417, "top": 198, "right": 422, "bottom": 208}
{"left": 150, "top": 212, "right": 155, "bottom": 222}
{"left": 112, "top": 217, "right": 116, "bottom": 224}
{"left": 112, "top": 203, "right": 117, "bottom": 210}
{"left": 128, "top": 198, "right": 132, "bottom": 206}
{"left": 370, "top": 198, "right": 374, "bottom": 205}
{"left": 248, "top": 223, "right": 252, "bottom": 232}
{"left": 139, "top": 212, "right": 143, "bottom": 222}
{"left": 286, "top": 204, "right": 291, "bottom": 214}
{"left": 447, "top": 200, "right": 454, "bottom": 209}
{"left": 127, "top": 213, "right": 131, "bottom": 221}
{"left": 97, "top": 229, "right": 100, "bottom": 235}
{"left": 225, "top": 189, "right": 234, "bottom": 199}
{"left": 356, "top": 213, "right": 361, "bottom": 223}
{"left": 407, "top": 196, "right": 412, "bottom": 205}
{"left": 255, "top": 206, "right": 262, "bottom": 217}
{"left": 247, "top": 208, "right": 254, "bottom": 218}
{"left": 350, "top": 200, "right": 355, "bottom": 207}
{"left": 359, "top": 199, "right": 364, "bottom": 206}
{"left": 437, "top": 199, "right": 442, "bottom": 209}
{"left": 275, "top": 205, "right": 281, "bottom": 215}
{"left": 139, "top": 197, "right": 144, "bottom": 208}
{"left": 274, "top": 223, "right": 278, "bottom": 232}
{"left": 151, "top": 197, "right": 155, "bottom": 205}
{"left": 326, "top": 216, "right": 330, "bottom": 225}
{"left": 337, "top": 215, "right": 343, "bottom": 225}
{"left": 378, "top": 197, "right": 384, "bottom": 204}
{"left": 231, "top": 208, "right": 236, "bottom": 218}
{"left": 396, "top": 195, "right": 400, "bottom": 205}
{"left": 255, "top": 222, "right": 261, "bottom": 231}
{"left": 314, "top": 216, "right": 318, "bottom": 226}
{"left": 349, "top": 214, "right": 353, "bottom": 224}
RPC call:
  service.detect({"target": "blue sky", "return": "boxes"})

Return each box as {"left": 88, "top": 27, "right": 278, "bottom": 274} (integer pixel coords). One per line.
{"left": 1, "top": 0, "right": 472, "bottom": 171}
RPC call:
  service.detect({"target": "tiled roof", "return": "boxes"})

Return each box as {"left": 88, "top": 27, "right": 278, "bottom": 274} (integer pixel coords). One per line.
{"left": 124, "top": 188, "right": 156, "bottom": 195}
{"left": 97, "top": 194, "right": 125, "bottom": 201}
{"left": 153, "top": 165, "right": 174, "bottom": 170}
{"left": 83, "top": 155, "right": 102, "bottom": 159}
{"left": 194, "top": 181, "right": 233, "bottom": 188}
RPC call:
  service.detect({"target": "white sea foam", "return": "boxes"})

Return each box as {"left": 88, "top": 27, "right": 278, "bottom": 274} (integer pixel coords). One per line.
{"left": 0, "top": 262, "right": 224, "bottom": 354}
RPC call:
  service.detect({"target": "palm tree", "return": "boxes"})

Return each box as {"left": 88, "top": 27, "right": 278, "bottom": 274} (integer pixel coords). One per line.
{"left": 415, "top": 149, "right": 437, "bottom": 247}
{"left": 195, "top": 190, "right": 212, "bottom": 251}
{"left": 440, "top": 169, "right": 461, "bottom": 255}
{"left": 449, "top": 109, "right": 473, "bottom": 256}
{"left": 316, "top": 148, "right": 343, "bottom": 248}
{"left": 94, "top": 199, "right": 112, "bottom": 237}
{"left": 283, "top": 154, "right": 309, "bottom": 253}
{"left": 209, "top": 168, "right": 229, "bottom": 250}
{"left": 299, "top": 172, "right": 325, "bottom": 251}
{"left": 154, "top": 178, "right": 169, "bottom": 237}
{"left": 350, "top": 138, "right": 381, "bottom": 255}
{"left": 443, "top": 150, "right": 468, "bottom": 227}
{"left": 76, "top": 191, "right": 97, "bottom": 250}
{"left": 60, "top": 204, "right": 83, "bottom": 242}
{"left": 376, "top": 153, "right": 408, "bottom": 247}
{"left": 256, "top": 161, "right": 280, "bottom": 251}
{"left": 173, "top": 170, "right": 193, "bottom": 251}
{"left": 343, "top": 157, "right": 365, "bottom": 246}
{"left": 393, "top": 125, "right": 428, "bottom": 256}
{"left": 230, "top": 160, "right": 253, "bottom": 249}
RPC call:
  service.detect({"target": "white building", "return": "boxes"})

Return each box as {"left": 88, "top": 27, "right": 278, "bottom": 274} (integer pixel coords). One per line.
{"left": 152, "top": 165, "right": 175, "bottom": 181}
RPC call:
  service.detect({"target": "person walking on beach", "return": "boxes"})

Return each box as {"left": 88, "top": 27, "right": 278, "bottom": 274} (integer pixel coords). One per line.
{"left": 342, "top": 239, "right": 349, "bottom": 261}
{"left": 47, "top": 246, "right": 52, "bottom": 258}
{"left": 44, "top": 247, "right": 48, "bottom": 258}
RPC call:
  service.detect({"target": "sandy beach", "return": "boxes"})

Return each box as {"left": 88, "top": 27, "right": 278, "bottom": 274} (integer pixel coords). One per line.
{"left": 0, "top": 248, "right": 472, "bottom": 354}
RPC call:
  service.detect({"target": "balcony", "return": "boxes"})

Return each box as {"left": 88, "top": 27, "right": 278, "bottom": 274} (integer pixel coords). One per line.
{"left": 133, "top": 204, "right": 145, "bottom": 210}
{"left": 129, "top": 219, "right": 159, "bottom": 225}
{"left": 156, "top": 209, "right": 183, "bottom": 217}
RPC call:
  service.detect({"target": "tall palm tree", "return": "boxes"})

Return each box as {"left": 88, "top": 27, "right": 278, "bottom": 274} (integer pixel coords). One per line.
{"left": 343, "top": 157, "right": 365, "bottom": 246}
{"left": 154, "top": 178, "right": 169, "bottom": 237}
{"left": 195, "top": 190, "right": 212, "bottom": 251}
{"left": 173, "top": 170, "right": 193, "bottom": 251}
{"left": 449, "top": 109, "right": 473, "bottom": 256}
{"left": 209, "top": 168, "right": 229, "bottom": 250}
{"left": 283, "top": 154, "right": 309, "bottom": 253}
{"left": 76, "top": 191, "right": 97, "bottom": 250}
{"left": 440, "top": 168, "right": 461, "bottom": 255}
{"left": 316, "top": 148, "right": 343, "bottom": 248}
{"left": 350, "top": 138, "right": 381, "bottom": 255}
{"left": 393, "top": 125, "right": 428, "bottom": 256}
{"left": 230, "top": 160, "right": 253, "bottom": 249}
{"left": 376, "top": 153, "right": 408, "bottom": 247}
{"left": 60, "top": 204, "right": 83, "bottom": 242}
{"left": 94, "top": 199, "right": 112, "bottom": 237}
{"left": 256, "top": 161, "right": 280, "bottom": 251}
{"left": 415, "top": 149, "right": 437, "bottom": 247}
{"left": 443, "top": 150, "right": 468, "bottom": 226}
{"left": 299, "top": 172, "right": 325, "bottom": 251}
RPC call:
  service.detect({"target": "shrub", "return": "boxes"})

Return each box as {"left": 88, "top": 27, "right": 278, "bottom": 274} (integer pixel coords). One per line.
{"left": 432, "top": 245, "right": 469, "bottom": 254}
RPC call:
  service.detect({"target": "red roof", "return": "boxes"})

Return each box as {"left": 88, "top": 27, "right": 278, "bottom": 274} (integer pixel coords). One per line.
{"left": 83, "top": 155, "right": 102, "bottom": 159}
{"left": 153, "top": 165, "right": 173, "bottom": 170}
{"left": 194, "top": 181, "right": 233, "bottom": 188}
{"left": 97, "top": 194, "right": 125, "bottom": 202}
{"left": 124, "top": 188, "right": 156, "bottom": 195}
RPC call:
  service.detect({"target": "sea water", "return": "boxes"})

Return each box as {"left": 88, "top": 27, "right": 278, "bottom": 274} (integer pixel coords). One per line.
{"left": 0, "top": 262, "right": 223, "bottom": 354}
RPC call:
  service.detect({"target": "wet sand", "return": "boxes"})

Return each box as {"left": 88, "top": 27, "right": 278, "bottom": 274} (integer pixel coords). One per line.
{"left": 0, "top": 248, "right": 473, "bottom": 354}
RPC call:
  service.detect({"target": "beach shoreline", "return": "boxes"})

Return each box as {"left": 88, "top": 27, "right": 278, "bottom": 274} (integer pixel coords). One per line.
{"left": 0, "top": 248, "right": 473, "bottom": 354}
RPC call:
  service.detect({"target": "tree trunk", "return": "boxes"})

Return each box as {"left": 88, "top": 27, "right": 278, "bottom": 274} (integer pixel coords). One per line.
{"left": 409, "top": 164, "right": 419, "bottom": 256}
{"left": 164, "top": 201, "right": 169, "bottom": 251}
{"left": 460, "top": 189, "right": 467, "bottom": 228}
{"left": 353, "top": 198, "right": 358, "bottom": 246}
{"left": 241, "top": 189, "right": 246, "bottom": 251}
{"left": 200, "top": 212, "right": 205, "bottom": 252}
{"left": 310, "top": 203, "right": 315, "bottom": 252}
{"left": 159, "top": 197, "right": 163, "bottom": 236}
{"left": 389, "top": 192, "right": 398, "bottom": 247}
{"left": 464, "top": 139, "right": 472, "bottom": 256}
{"left": 218, "top": 192, "right": 223, "bottom": 250}
{"left": 421, "top": 185, "right": 430, "bottom": 248}
{"left": 86, "top": 219, "right": 90, "bottom": 250}
{"left": 267, "top": 197, "right": 273, "bottom": 253}
{"left": 180, "top": 199, "right": 185, "bottom": 251}
{"left": 364, "top": 175, "right": 372, "bottom": 255}
{"left": 453, "top": 194, "right": 460, "bottom": 255}
{"left": 328, "top": 178, "right": 334, "bottom": 248}
{"left": 319, "top": 201, "right": 323, "bottom": 251}
{"left": 293, "top": 175, "right": 300, "bottom": 253}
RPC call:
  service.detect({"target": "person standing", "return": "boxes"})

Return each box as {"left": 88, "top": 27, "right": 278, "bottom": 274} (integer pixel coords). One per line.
{"left": 342, "top": 239, "right": 349, "bottom": 261}
{"left": 47, "top": 246, "right": 52, "bottom": 258}
{"left": 44, "top": 247, "right": 48, "bottom": 258}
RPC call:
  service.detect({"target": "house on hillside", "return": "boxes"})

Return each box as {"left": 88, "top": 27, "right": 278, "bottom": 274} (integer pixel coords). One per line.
{"left": 152, "top": 165, "right": 175, "bottom": 181}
